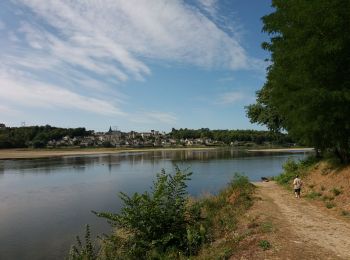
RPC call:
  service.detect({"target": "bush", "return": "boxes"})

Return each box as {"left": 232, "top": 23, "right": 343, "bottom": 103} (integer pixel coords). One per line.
{"left": 259, "top": 240, "right": 271, "bottom": 250}
{"left": 93, "top": 166, "right": 199, "bottom": 258}
{"left": 274, "top": 159, "right": 299, "bottom": 185}
{"left": 325, "top": 202, "right": 336, "bottom": 209}
{"left": 275, "top": 156, "right": 318, "bottom": 186}
{"left": 69, "top": 171, "right": 255, "bottom": 259}
{"left": 331, "top": 188, "right": 342, "bottom": 196}
{"left": 341, "top": 210, "right": 350, "bottom": 217}
{"left": 306, "top": 191, "right": 322, "bottom": 199}
{"left": 69, "top": 225, "right": 98, "bottom": 260}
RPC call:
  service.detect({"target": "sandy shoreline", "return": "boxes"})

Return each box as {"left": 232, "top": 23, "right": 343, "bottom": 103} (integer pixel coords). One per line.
{"left": 247, "top": 147, "right": 314, "bottom": 152}
{"left": 0, "top": 147, "right": 217, "bottom": 160}
{"left": 0, "top": 147, "right": 314, "bottom": 159}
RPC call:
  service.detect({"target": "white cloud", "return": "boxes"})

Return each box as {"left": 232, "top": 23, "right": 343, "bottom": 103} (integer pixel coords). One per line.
{"left": 218, "top": 76, "right": 235, "bottom": 82}
{"left": 0, "top": 104, "right": 20, "bottom": 116}
{"left": 130, "top": 111, "right": 178, "bottom": 125}
{"left": 196, "top": 0, "right": 218, "bottom": 16}
{"left": 216, "top": 91, "right": 245, "bottom": 105}
{"left": 0, "top": 67, "right": 125, "bottom": 116}
{"left": 12, "top": 0, "right": 252, "bottom": 73}
{"left": 0, "top": 0, "right": 262, "bottom": 120}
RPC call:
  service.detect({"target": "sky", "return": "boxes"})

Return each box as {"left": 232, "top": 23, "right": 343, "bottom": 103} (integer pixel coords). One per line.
{"left": 0, "top": 0, "right": 272, "bottom": 132}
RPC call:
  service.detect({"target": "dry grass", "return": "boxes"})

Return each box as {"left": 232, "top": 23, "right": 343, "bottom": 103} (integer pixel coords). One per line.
{"left": 302, "top": 161, "right": 350, "bottom": 217}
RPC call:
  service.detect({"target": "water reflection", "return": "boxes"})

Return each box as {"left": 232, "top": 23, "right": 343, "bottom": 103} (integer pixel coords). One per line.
{"left": 0, "top": 148, "right": 309, "bottom": 260}
{"left": 0, "top": 149, "right": 308, "bottom": 173}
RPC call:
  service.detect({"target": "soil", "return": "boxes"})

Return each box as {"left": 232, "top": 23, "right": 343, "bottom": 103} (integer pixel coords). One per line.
{"left": 231, "top": 181, "right": 350, "bottom": 259}
{"left": 302, "top": 162, "right": 350, "bottom": 214}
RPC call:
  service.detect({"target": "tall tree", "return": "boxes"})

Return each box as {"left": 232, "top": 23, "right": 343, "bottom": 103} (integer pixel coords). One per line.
{"left": 247, "top": 0, "right": 350, "bottom": 162}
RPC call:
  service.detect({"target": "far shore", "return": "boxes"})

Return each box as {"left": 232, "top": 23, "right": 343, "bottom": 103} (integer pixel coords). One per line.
{"left": 0, "top": 147, "right": 218, "bottom": 160}
{"left": 247, "top": 147, "right": 314, "bottom": 152}
{"left": 0, "top": 146, "right": 314, "bottom": 160}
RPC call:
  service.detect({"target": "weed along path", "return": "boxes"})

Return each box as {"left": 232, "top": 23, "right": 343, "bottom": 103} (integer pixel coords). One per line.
{"left": 253, "top": 181, "right": 350, "bottom": 259}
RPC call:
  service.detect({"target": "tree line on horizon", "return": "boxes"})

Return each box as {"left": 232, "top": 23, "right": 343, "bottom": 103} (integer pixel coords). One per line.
{"left": 0, "top": 125, "right": 293, "bottom": 149}
{"left": 246, "top": 0, "right": 350, "bottom": 163}
{"left": 0, "top": 125, "right": 91, "bottom": 148}
{"left": 169, "top": 128, "right": 293, "bottom": 145}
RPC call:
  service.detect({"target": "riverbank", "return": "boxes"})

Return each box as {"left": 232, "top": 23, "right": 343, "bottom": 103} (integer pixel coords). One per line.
{"left": 0, "top": 146, "right": 308, "bottom": 160}
{"left": 248, "top": 147, "right": 314, "bottom": 153}
{"left": 237, "top": 181, "right": 350, "bottom": 259}
{"left": 0, "top": 147, "right": 219, "bottom": 160}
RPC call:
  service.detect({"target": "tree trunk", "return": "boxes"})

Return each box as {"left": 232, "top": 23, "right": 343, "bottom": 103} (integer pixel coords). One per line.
{"left": 334, "top": 147, "right": 350, "bottom": 164}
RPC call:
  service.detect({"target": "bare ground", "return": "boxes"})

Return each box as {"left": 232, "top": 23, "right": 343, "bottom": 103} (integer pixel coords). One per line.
{"left": 231, "top": 181, "right": 350, "bottom": 259}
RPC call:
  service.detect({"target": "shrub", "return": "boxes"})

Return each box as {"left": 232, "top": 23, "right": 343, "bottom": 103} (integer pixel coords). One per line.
{"left": 259, "top": 240, "right": 271, "bottom": 250}
{"left": 275, "top": 156, "right": 318, "bottom": 186}
{"left": 322, "top": 195, "right": 334, "bottom": 201}
{"left": 306, "top": 191, "right": 322, "bottom": 199}
{"left": 325, "top": 202, "right": 336, "bottom": 209}
{"left": 274, "top": 159, "right": 299, "bottom": 185}
{"left": 331, "top": 188, "right": 342, "bottom": 196}
{"left": 69, "top": 171, "right": 255, "bottom": 259}
{"left": 93, "top": 166, "right": 195, "bottom": 258}
{"left": 69, "top": 225, "right": 98, "bottom": 260}
{"left": 341, "top": 210, "right": 350, "bottom": 217}
{"left": 260, "top": 221, "right": 274, "bottom": 233}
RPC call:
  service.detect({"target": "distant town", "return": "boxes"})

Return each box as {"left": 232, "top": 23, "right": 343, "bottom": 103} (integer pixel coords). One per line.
{"left": 0, "top": 123, "right": 294, "bottom": 149}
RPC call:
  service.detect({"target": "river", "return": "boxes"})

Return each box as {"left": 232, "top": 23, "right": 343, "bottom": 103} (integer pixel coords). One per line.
{"left": 0, "top": 148, "right": 308, "bottom": 259}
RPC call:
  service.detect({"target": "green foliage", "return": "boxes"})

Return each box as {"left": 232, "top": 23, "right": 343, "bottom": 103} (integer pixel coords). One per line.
{"left": 199, "top": 173, "right": 254, "bottom": 242}
{"left": 247, "top": 0, "right": 350, "bottom": 163}
{"left": 169, "top": 128, "right": 293, "bottom": 145}
{"left": 245, "top": 87, "right": 284, "bottom": 133}
{"left": 260, "top": 221, "right": 274, "bottom": 233}
{"left": 325, "top": 202, "right": 336, "bottom": 209}
{"left": 0, "top": 125, "right": 91, "bottom": 148}
{"left": 331, "top": 188, "right": 342, "bottom": 196}
{"left": 275, "top": 156, "right": 318, "bottom": 186}
{"left": 306, "top": 191, "right": 322, "bottom": 200}
{"left": 322, "top": 195, "right": 334, "bottom": 201}
{"left": 94, "top": 166, "right": 197, "bottom": 258}
{"left": 341, "top": 210, "right": 350, "bottom": 217}
{"left": 259, "top": 240, "right": 271, "bottom": 251}
{"left": 274, "top": 159, "right": 299, "bottom": 185}
{"left": 69, "top": 225, "right": 98, "bottom": 260}
{"left": 69, "top": 171, "right": 255, "bottom": 259}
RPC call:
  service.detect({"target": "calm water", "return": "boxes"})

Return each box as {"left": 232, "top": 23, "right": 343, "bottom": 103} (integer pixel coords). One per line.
{"left": 0, "top": 148, "right": 307, "bottom": 259}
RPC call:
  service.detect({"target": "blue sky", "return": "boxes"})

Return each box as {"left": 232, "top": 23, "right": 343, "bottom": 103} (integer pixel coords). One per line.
{"left": 0, "top": 0, "right": 272, "bottom": 132}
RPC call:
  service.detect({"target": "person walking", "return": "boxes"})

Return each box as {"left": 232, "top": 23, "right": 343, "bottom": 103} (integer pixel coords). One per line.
{"left": 293, "top": 175, "right": 303, "bottom": 198}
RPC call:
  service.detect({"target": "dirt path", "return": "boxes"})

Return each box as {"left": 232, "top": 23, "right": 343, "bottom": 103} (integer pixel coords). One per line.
{"left": 252, "top": 181, "right": 350, "bottom": 259}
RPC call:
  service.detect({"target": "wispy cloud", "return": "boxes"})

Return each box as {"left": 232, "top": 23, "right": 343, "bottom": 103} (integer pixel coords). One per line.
{"left": 196, "top": 0, "right": 219, "bottom": 16}
{"left": 0, "top": 0, "right": 262, "bottom": 121}
{"left": 130, "top": 111, "right": 178, "bottom": 125}
{"left": 218, "top": 76, "right": 235, "bottom": 82}
{"left": 4, "top": 0, "right": 255, "bottom": 77}
{"left": 216, "top": 91, "right": 245, "bottom": 105}
{"left": 0, "top": 20, "right": 5, "bottom": 30}
{"left": 0, "top": 104, "right": 21, "bottom": 116}
{"left": 0, "top": 67, "right": 124, "bottom": 116}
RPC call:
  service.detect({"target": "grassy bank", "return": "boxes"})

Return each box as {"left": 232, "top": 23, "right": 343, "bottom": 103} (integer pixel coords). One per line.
{"left": 69, "top": 169, "right": 256, "bottom": 259}
{"left": 274, "top": 157, "right": 350, "bottom": 219}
